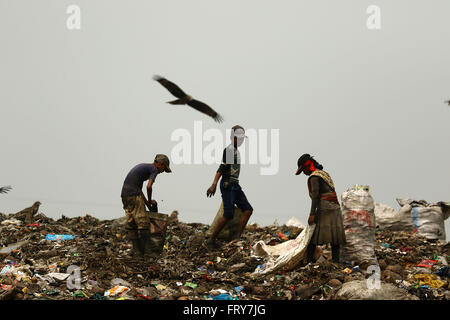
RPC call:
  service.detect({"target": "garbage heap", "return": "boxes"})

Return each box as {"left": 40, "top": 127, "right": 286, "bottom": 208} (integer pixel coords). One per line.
{"left": 0, "top": 211, "right": 449, "bottom": 300}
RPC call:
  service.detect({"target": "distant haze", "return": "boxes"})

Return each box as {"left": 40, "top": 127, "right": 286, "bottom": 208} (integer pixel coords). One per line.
{"left": 1, "top": 1, "right": 449, "bottom": 238}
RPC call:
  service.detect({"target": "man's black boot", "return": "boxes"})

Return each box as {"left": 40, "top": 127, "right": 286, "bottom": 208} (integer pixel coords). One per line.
{"left": 140, "top": 230, "right": 160, "bottom": 259}
{"left": 128, "top": 230, "right": 144, "bottom": 259}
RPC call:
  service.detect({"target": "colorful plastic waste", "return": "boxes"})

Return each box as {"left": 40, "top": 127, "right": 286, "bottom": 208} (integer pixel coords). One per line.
{"left": 212, "top": 293, "right": 233, "bottom": 300}
{"left": 104, "top": 286, "right": 129, "bottom": 296}
{"left": 45, "top": 289, "right": 60, "bottom": 296}
{"left": 0, "top": 284, "right": 13, "bottom": 291}
{"left": 234, "top": 286, "right": 244, "bottom": 293}
{"left": 25, "top": 224, "right": 41, "bottom": 228}
{"left": 154, "top": 284, "right": 167, "bottom": 291}
{"left": 45, "top": 234, "right": 76, "bottom": 241}
{"left": 184, "top": 282, "right": 198, "bottom": 289}
{"left": 277, "top": 233, "right": 289, "bottom": 241}
{"left": 417, "top": 260, "right": 437, "bottom": 268}
{"left": 343, "top": 268, "right": 353, "bottom": 274}
{"left": 414, "top": 274, "right": 447, "bottom": 289}
{"left": 72, "top": 290, "right": 89, "bottom": 298}
{"left": 0, "top": 265, "right": 11, "bottom": 276}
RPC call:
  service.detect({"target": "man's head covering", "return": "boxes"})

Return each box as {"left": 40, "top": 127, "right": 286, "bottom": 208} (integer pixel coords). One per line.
{"left": 231, "top": 125, "right": 247, "bottom": 139}
{"left": 155, "top": 154, "right": 172, "bottom": 173}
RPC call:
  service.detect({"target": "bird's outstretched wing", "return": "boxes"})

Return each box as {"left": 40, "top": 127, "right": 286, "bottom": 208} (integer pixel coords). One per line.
{"left": 0, "top": 186, "right": 12, "bottom": 194}
{"left": 187, "top": 99, "right": 224, "bottom": 123}
{"left": 153, "top": 75, "right": 187, "bottom": 98}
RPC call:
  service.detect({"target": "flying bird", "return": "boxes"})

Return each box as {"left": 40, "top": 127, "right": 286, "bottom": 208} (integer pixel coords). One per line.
{"left": 0, "top": 186, "right": 12, "bottom": 194}
{"left": 445, "top": 100, "right": 450, "bottom": 106}
{"left": 153, "top": 75, "right": 223, "bottom": 123}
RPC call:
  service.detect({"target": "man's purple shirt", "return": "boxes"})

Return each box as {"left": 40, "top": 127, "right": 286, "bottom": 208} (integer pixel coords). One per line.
{"left": 121, "top": 163, "right": 159, "bottom": 197}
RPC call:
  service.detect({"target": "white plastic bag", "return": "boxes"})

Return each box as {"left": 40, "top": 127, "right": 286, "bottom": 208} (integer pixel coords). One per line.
{"left": 375, "top": 199, "right": 448, "bottom": 240}
{"left": 341, "top": 185, "right": 378, "bottom": 266}
{"left": 397, "top": 199, "right": 448, "bottom": 240}
{"left": 374, "top": 202, "right": 415, "bottom": 232}
{"left": 252, "top": 224, "right": 315, "bottom": 275}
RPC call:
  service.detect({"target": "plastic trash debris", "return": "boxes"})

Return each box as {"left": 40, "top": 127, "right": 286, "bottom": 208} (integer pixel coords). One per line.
{"left": 0, "top": 207, "right": 448, "bottom": 301}
{"left": 1, "top": 219, "right": 22, "bottom": 226}
{"left": 343, "top": 268, "right": 353, "bottom": 274}
{"left": 414, "top": 274, "right": 447, "bottom": 289}
{"left": 210, "top": 289, "right": 228, "bottom": 295}
{"left": 234, "top": 286, "right": 244, "bottom": 293}
{"left": 45, "top": 234, "right": 76, "bottom": 241}
{"left": 45, "top": 289, "right": 60, "bottom": 296}
{"left": 154, "top": 284, "right": 167, "bottom": 291}
{"left": 104, "top": 286, "right": 129, "bottom": 297}
{"left": 417, "top": 260, "right": 437, "bottom": 268}
{"left": 184, "top": 282, "right": 198, "bottom": 289}
{"left": 0, "top": 284, "right": 13, "bottom": 291}
{"left": 277, "top": 233, "right": 289, "bottom": 241}
{"left": 25, "top": 223, "right": 41, "bottom": 228}
{"left": 212, "top": 293, "right": 234, "bottom": 300}
{"left": 437, "top": 256, "right": 448, "bottom": 266}
{"left": 72, "top": 290, "right": 89, "bottom": 298}
{"left": 0, "top": 241, "right": 28, "bottom": 255}
{"left": 111, "top": 278, "right": 131, "bottom": 287}
{"left": 0, "top": 265, "right": 11, "bottom": 276}
{"left": 47, "top": 273, "right": 70, "bottom": 281}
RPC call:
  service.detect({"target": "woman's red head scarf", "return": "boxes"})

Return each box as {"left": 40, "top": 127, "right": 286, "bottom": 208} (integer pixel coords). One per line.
{"left": 302, "top": 159, "right": 317, "bottom": 172}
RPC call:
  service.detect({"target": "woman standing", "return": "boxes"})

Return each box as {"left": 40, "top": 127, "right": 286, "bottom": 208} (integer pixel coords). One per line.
{"left": 295, "top": 154, "right": 346, "bottom": 263}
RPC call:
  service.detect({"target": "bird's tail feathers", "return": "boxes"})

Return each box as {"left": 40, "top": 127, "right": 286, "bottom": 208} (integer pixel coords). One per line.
{"left": 214, "top": 114, "right": 224, "bottom": 123}
{"left": 167, "top": 99, "right": 186, "bottom": 105}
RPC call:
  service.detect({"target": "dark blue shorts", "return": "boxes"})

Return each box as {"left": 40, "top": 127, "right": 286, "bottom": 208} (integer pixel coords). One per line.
{"left": 220, "top": 180, "right": 253, "bottom": 220}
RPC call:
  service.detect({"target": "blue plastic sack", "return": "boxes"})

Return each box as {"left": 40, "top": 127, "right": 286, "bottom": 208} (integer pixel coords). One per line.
{"left": 45, "top": 234, "right": 76, "bottom": 241}
{"left": 212, "top": 294, "right": 233, "bottom": 300}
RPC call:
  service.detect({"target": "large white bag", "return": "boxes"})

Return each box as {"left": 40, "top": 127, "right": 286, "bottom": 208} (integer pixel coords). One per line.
{"left": 375, "top": 199, "right": 449, "bottom": 240}
{"left": 396, "top": 199, "right": 449, "bottom": 240}
{"left": 341, "top": 185, "right": 378, "bottom": 267}
{"left": 252, "top": 224, "right": 315, "bottom": 275}
{"left": 374, "top": 202, "right": 415, "bottom": 232}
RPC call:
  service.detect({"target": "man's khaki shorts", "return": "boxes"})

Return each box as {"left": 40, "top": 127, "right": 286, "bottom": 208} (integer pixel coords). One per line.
{"left": 122, "top": 195, "right": 150, "bottom": 230}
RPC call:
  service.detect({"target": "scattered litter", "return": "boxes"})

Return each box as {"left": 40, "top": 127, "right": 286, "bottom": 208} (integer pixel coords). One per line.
{"left": 104, "top": 286, "right": 129, "bottom": 297}
{"left": 45, "top": 234, "right": 76, "bottom": 241}
{"left": 184, "top": 282, "right": 198, "bottom": 289}
{"left": 0, "top": 209, "right": 448, "bottom": 300}
{"left": 417, "top": 260, "right": 437, "bottom": 268}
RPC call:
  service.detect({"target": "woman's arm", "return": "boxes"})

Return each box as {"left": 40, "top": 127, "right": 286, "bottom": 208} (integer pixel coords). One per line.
{"left": 308, "top": 176, "right": 320, "bottom": 225}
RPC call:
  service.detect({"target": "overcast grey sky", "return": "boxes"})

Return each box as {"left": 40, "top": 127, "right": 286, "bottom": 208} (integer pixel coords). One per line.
{"left": 1, "top": 1, "right": 449, "bottom": 237}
